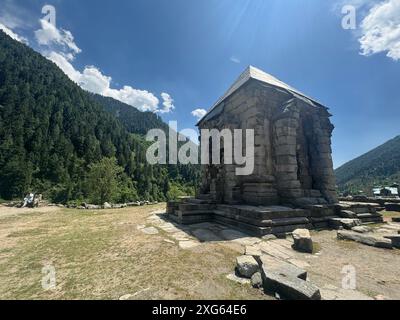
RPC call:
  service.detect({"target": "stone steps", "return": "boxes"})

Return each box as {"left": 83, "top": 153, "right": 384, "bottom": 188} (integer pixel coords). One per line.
{"left": 213, "top": 214, "right": 272, "bottom": 237}
{"left": 356, "top": 213, "right": 384, "bottom": 224}
{"left": 167, "top": 200, "right": 339, "bottom": 236}
{"left": 179, "top": 203, "right": 215, "bottom": 211}
{"left": 185, "top": 198, "right": 217, "bottom": 205}
{"left": 217, "top": 204, "right": 310, "bottom": 220}
{"left": 170, "top": 210, "right": 213, "bottom": 225}
{"left": 310, "top": 216, "right": 340, "bottom": 229}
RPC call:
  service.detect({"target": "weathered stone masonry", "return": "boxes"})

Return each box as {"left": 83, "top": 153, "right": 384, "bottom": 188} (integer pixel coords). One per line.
{"left": 197, "top": 66, "right": 337, "bottom": 207}
{"left": 167, "top": 66, "right": 347, "bottom": 236}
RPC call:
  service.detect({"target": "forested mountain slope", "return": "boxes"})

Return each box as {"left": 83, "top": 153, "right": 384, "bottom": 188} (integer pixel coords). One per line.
{"left": 90, "top": 93, "right": 168, "bottom": 136}
{"left": 335, "top": 136, "right": 400, "bottom": 194}
{"left": 0, "top": 31, "right": 197, "bottom": 202}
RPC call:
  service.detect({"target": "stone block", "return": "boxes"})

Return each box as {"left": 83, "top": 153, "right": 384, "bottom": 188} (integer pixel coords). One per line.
{"left": 337, "top": 230, "right": 393, "bottom": 249}
{"left": 259, "top": 255, "right": 307, "bottom": 280}
{"left": 275, "top": 145, "right": 297, "bottom": 156}
{"left": 383, "top": 235, "right": 400, "bottom": 249}
{"left": 261, "top": 268, "right": 321, "bottom": 300}
{"left": 292, "top": 229, "right": 313, "bottom": 253}
{"left": 278, "top": 180, "right": 301, "bottom": 189}
{"left": 251, "top": 272, "right": 263, "bottom": 289}
{"left": 236, "top": 255, "right": 259, "bottom": 278}
{"left": 329, "top": 218, "right": 361, "bottom": 230}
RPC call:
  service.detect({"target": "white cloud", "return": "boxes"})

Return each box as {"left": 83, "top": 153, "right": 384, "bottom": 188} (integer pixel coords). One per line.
{"left": 0, "top": 9, "right": 174, "bottom": 114}
{"left": 106, "top": 85, "right": 160, "bottom": 113}
{"left": 35, "top": 19, "right": 81, "bottom": 57}
{"left": 230, "top": 56, "right": 241, "bottom": 64}
{"left": 191, "top": 108, "right": 207, "bottom": 120}
{"left": 46, "top": 52, "right": 161, "bottom": 112}
{"left": 0, "top": 22, "right": 28, "bottom": 44}
{"left": 33, "top": 17, "right": 174, "bottom": 113}
{"left": 158, "top": 92, "right": 175, "bottom": 114}
{"left": 359, "top": 0, "right": 400, "bottom": 61}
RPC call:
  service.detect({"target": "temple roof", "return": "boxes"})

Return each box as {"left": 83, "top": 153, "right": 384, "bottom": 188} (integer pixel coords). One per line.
{"left": 197, "top": 65, "right": 326, "bottom": 126}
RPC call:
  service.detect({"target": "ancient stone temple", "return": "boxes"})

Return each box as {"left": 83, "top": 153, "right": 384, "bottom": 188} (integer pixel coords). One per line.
{"left": 168, "top": 66, "right": 341, "bottom": 236}
{"left": 197, "top": 66, "right": 337, "bottom": 207}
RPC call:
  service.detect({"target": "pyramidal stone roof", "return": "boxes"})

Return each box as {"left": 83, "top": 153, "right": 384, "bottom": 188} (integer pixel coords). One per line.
{"left": 197, "top": 65, "right": 325, "bottom": 125}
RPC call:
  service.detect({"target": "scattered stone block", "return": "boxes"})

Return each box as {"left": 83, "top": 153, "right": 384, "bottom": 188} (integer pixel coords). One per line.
{"left": 329, "top": 218, "right": 361, "bottom": 230}
{"left": 103, "top": 202, "right": 112, "bottom": 209}
{"left": 236, "top": 255, "right": 259, "bottom": 278}
{"left": 351, "top": 226, "right": 372, "bottom": 234}
{"left": 292, "top": 229, "right": 313, "bottom": 253}
{"left": 259, "top": 255, "right": 307, "bottom": 280}
{"left": 261, "top": 267, "right": 321, "bottom": 300}
{"left": 251, "top": 272, "right": 263, "bottom": 289}
{"left": 383, "top": 235, "right": 400, "bottom": 249}
{"left": 85, "top": 204, "right": 101, "bottom": 210}
{"left": 337, "top": 230, "right": 393, "bottom": 249}
{"left": 392, "top": 217, "right": 400, "bottom": 223}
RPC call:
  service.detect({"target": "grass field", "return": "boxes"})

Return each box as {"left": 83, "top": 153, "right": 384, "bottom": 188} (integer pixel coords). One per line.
{"left": 0, "top": 204, "right": 268, "bottom": 300}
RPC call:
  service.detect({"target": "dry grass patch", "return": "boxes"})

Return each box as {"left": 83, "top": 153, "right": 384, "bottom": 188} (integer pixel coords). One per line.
{"left": 0, "top": 204, "right": 268, "bottom": 300}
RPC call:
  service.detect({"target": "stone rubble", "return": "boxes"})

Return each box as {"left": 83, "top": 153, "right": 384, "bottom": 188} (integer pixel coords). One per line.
{"left": 143, "top": 211, "right": 390, "bottom": 300}
{"left": 236, "top": 255, "right": 259, "bottom": 278}
{"left": 292, "top": 229, "right": 313, "bottom": 253}
{"left": 337, "top": 230, "right": 393, "bottom": 249}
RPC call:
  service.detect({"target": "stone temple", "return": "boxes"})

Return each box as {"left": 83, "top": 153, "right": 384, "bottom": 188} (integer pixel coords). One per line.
{"left": 168, "top": 66, "right": 345, "bottom": 236}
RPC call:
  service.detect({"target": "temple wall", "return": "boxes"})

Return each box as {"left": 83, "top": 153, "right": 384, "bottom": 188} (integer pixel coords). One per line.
{"left": 198, "top": 80, "right": 338, "bottom": 206}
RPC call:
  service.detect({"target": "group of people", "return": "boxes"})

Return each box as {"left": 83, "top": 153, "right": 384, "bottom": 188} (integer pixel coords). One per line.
{"left": 21, "top": 193, "right": 42, "bottom": 208}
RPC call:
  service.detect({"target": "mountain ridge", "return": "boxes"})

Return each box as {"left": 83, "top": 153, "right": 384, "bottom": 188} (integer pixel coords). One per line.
{"left": 335, "top": 135, "right": 400, "bottom": 194}
{"left": 0, "top": 30, "right": 197, "bottom": 202}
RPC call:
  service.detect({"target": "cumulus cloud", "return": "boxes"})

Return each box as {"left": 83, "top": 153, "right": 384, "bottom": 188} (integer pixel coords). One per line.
{"left": 158, "top": 93, "right": 175, "bottom": 114}
{"left": 35, "top": 19, "right": 81, "bottom": 58}
{"left": 0, "top": 22, "right": 28, "bottom": 44}
{"left": 47, "top": 52, "right": 161, "bottom": 112}
{"left": 359, "top": 0, "right": 400, "bottom": 61}
{"left": 33, "top": 17, "right": 173, "bottom": 113}
{"left": 191, "top": 108, "right": 207, "bottom": 120}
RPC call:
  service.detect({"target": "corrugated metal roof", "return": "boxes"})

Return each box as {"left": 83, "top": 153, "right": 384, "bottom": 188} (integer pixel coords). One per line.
{"left": 197, "top": 65, "right": 325, "bottom": 126}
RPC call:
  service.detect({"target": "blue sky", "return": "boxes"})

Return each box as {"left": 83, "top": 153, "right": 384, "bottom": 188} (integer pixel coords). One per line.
{"left": 1, "top": 0, "right": 399, "bottom": 168}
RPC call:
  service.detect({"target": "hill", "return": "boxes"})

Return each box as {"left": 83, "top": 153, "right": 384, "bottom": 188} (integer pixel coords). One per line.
{"left": 0, "top": 31, "right": 197, "bottom": 203}
{"left": 335, "top": 135, "right": 400, "bottom": 195}
{"left": 90, "top": 93, "right": 169, "bottom": 136}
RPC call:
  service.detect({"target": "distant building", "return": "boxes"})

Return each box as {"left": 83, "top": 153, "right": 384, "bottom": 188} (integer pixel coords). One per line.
{"left": 373, "top": 186, "right": 399, "bottom": 198}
